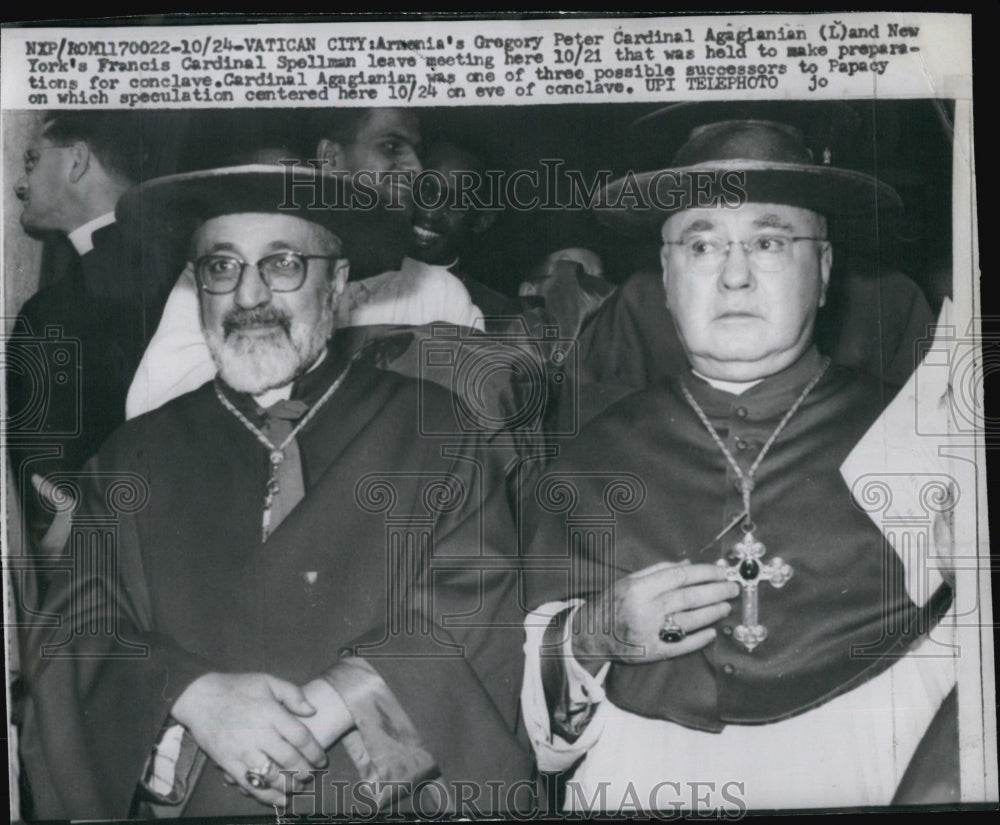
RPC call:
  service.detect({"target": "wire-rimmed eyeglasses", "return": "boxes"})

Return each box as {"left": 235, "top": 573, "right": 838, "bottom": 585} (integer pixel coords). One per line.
{"left": 662, "top": 233, "right": 826, "bottom": 273}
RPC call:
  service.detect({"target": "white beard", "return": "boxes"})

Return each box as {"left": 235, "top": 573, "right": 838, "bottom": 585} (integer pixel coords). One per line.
{"left": 203, "top": 297, "right": 335, "bottom": 394}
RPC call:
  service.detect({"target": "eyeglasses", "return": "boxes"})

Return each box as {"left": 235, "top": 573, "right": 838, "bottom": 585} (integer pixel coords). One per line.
{"left": 663, "top": 233, "right": 826, "bottom": 274}
{"left": 191, "top": 251, "right": 338, "bottom": 295}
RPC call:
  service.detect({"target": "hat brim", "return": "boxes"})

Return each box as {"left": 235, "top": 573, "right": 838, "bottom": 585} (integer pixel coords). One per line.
{"left": 116, "top": 165, "right": 411, "bottom": 278}
{"left": 594, "top": 161, "right": 902, "bottom": 236}
{"left": 626, "top": 102, "right": 863, "bottom": 161}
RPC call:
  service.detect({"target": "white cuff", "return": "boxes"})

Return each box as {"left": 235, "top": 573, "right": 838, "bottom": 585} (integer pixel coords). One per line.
{"left": 521, "top": 600, "right": 610, "bottom": 773}
{"left": 561, "top": 603, "right": 612, "bottom": 704}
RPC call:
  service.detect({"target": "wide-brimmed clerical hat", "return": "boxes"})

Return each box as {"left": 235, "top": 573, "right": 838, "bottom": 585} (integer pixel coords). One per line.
{"left": 595, "top": 117, "right": 902, "bottom": 236}
{"left": 116, "top": 164, "right": 411, "bottom": 278}
{"left": 623, "top": 101, "right": 864, "bottom": 171}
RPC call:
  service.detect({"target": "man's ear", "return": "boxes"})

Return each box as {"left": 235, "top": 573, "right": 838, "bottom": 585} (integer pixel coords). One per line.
{"left": 471, "top": 211, "right": 497, "bottom": 235}
{"left": 659, "top": 244, "right": 672, "bottom": 307}
{"left": 316, "top": 139, "right": 345, "bottom": 171}
{"left": 67, "top": 141, "right": 91, "bottom": 184}
{"left": 186, "top": 262, "right": 209, "bottom": 322}
{"left": 817, "top": 241, "right": 833, "bottom": 308}
{"left": 331, "top": 258, "right": 350, "bottom": 297}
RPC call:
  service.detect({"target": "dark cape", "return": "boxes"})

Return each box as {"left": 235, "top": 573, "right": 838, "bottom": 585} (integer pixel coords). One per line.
{"left": 18, "top": 333, "right": 533, "bottom": 820}
{"left": 525, "top": 347, "right": 952, "bottom": 732}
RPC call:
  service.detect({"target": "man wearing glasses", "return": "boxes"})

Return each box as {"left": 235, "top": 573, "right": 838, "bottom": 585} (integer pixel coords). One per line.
{"left": 522, "top": 119, "right": 957, "bottom": 811}
{"left": 18, "top": 164, "right": 530, "bottom": 819}
{"left": 125, "top": 107, "right": 487, "bottom": 421}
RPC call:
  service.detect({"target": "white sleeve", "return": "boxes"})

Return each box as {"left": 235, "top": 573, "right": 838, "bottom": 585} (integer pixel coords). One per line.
{"left": 346, "top": 260, "right": 485, "bottom": 330}
{"left": 126, "top": 271, "right": 217, "bottom": 420}
{"left": 410, "top": 264, "right": 485, "bottom": 331}
{"left": 521, "top": 600, "right": 611, "bottom": 773}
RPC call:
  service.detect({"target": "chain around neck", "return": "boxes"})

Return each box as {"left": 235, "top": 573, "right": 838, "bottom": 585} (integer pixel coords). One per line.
{"left": 213, "top": 351, "right": 360, "bottom": 456}
{"left": 680, "top": 357, "right": 831, "bottom": 527}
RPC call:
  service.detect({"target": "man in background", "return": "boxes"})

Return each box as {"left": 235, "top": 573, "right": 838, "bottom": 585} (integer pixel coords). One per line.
{"left": 6, "top": 112, "right": 173, "bottom": 542}
{"left": 407, "top": 140, "right": 515, "bottom": 318}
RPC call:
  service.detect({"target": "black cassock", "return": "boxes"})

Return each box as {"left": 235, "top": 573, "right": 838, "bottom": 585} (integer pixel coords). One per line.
{"left": 526, "top": 348, "right": 953, "bottom": 730}
{"left": 6, "top": 223, "right": 174, "bottom": 542}
{"left": 19, "top": 333, "right": 534, "bottom": 819}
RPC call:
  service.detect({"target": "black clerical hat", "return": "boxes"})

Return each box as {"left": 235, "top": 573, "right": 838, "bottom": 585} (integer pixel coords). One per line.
{"left": 116, "top": 164, "right": 410, "bottom": 278}
{"left": 596, "top": 117, "right": 902, "bottom": 236}
{"left": 625, "top": 101, "right": 863, "bottom": 170}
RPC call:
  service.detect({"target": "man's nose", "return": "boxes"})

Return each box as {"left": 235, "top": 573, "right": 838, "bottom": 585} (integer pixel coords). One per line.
{"left": 234, "top": 264, "right": 272, "bottom": 308}
{"left": 719, "top": 243, "right": 754, "bottom": 290}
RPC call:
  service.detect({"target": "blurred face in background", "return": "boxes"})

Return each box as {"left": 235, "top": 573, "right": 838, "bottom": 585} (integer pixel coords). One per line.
{"left": 339, "top": 108, "right": 422, "bottom": 175}
{"left": 409, "top": 142, "right": 495, "bottom": 266}
{"left": 318, "top": 108, "right": 423, "bottom": 179}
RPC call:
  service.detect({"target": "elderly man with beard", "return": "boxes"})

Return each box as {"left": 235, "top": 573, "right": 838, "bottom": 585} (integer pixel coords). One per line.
{"left": 18, "top": 165, "right": 531, "bottom": 820}
{"left": 125, "top": 107, "right": 487, "bottom": 420}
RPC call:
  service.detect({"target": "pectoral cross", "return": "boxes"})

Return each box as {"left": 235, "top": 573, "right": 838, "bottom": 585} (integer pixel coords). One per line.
{"left": 261, "top": 449, "right": 284, "bottom": 541}
{"left": 717, "top": 530, "right": 794, "bottom": 652}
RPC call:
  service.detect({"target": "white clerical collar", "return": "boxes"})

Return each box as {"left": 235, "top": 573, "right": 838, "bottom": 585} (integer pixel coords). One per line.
{"left": 252, "top": 349, "right": 328, "bottom": 408}
{"left": 66, "top": 211, "right": 116, "bottom": 255}
{"left": 691, "top": 369, "right": 764, "bottom": 396}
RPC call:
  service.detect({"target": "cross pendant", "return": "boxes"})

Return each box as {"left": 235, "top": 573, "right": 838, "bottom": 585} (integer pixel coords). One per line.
{"left": 266, "top": 451, "right": 284, "bottom": 496}
{"left": 716, "top": 530, "right": 794, "bottom": 652}
{"left": 261, "top": 451, "right": 284, "bottom": 541}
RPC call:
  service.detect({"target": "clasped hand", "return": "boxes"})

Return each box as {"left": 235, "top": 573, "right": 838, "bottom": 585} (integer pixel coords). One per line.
{"left": 171, "top": 672, "right": 351, "bottom": 807}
